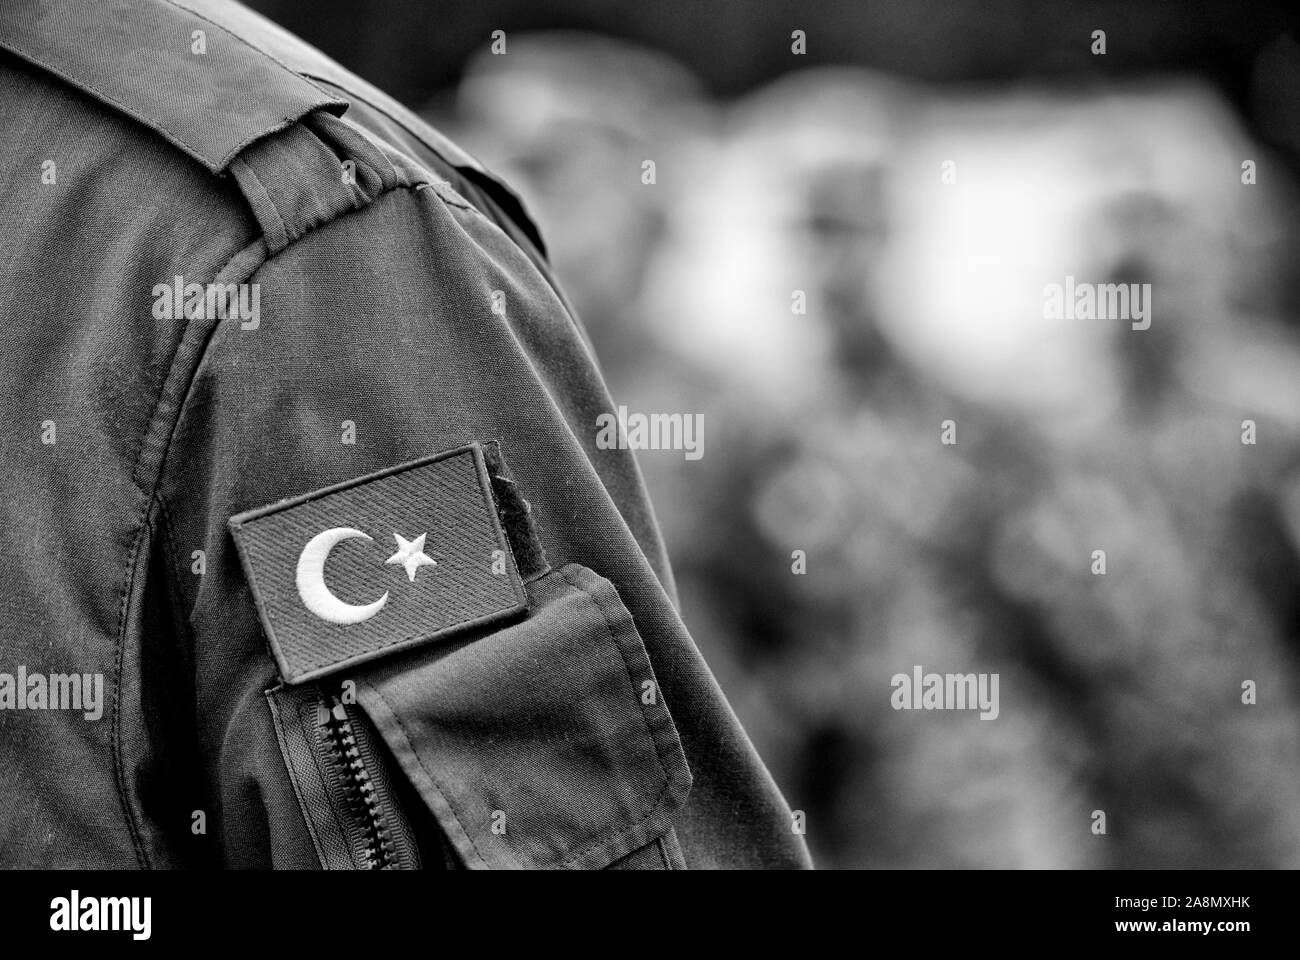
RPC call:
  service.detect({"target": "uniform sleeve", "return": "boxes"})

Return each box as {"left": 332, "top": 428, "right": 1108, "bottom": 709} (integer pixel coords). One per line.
{"left": 155, "top": 175, "right": 812, "bottom": 869}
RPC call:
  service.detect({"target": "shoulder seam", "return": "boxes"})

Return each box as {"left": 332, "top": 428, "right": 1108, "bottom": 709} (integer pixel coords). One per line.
{"left": 305, "top": 74, "right": 549, "bottom": 259}
{"left": 304, "top": 74, "right": 482, "bottom": 175}
{"left": 114, "top": 234, "right": 270, "bottom": 869}
{"left": 147, "top": 173, "right": 548, "bottom": 520}
{"left": 147, "top": 182, "right": 422, "bottom": 501}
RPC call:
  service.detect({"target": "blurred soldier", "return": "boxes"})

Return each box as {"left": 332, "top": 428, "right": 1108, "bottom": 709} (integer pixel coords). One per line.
{"left": 0, "top": 0, "right": 810, "bottom": 869}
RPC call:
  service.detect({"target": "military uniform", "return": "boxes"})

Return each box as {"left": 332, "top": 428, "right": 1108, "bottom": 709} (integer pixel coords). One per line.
{"left": 0, "top": 0, "right": 810, "bottom": 869}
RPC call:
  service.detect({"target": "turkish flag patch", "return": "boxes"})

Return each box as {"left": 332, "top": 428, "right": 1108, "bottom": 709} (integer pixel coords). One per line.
{"left": 229, "top": 442, "right": 527, "bottom": 684}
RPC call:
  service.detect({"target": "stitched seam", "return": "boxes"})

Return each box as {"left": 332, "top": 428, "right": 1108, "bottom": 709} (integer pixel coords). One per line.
{"left": 163, "top": 0, "right": 342, "bottom": 101}
{"left": 233, "top": 115, "right": 406, "bottom": 250}
{"left": 160, "top": 188, "right": 439, "bottom": 476}
{"left": 320, "top": 112, "right": 402, "bottom": 185}
{"left": 304, "top": 74, "right": 482, "bottom": 177}
{"left": 244, "top": 182, "right": 429, "bottom": 275}
{"left": 266, "top": 693, "right": 320, "bottom": 861}
{"left": 364, "top": 571, "right": 670, "bottom": 870}
{"left": 156, "top": 494, "right": 198, "bottom": 662}
{"left": 0, "top": 44, "right": 214, "bottom": 169}
{"left": 124, "top": 232, "right": 269, "bottom": 870}
{"left": 155, "top": 492, "right": 208, "bottom": 814}
{"left": 264, "top": 690, "right": 330, "bottom": 867}
{"left": 303, "top": 74, "right": 548, "bottom": 262}
{"left": 416, "top": 181, "right": 474, "bottom": 213}
{"left": 111, "top": 233, "right": 270, "bottom": 870}
{"left": 110, "top": 511, "right": 152, "bottom": 867}
{"left": 107, "top": 172, "right": 516, "bottom": 870}
{"left": 162, "top": 0, "right": 347, "bottom": 170}
{"left": 125, "top": 183, "right": 519, "bottom": 869}
{"left": 217, "top": 112, "right": 332, "bottom": 175}
{"left": 0, "top": 37, "right": 337, "bottom": 175}
{"left": 154, "top": 187, "right": 430, "bottom": 583}
{"left": 109, "top": 239, "right": 237, "bottom": 868}
{"left": 411, "top": 178, "right": 607, "bottom": 387}
{"left": 416, "top": 180, "right": 494, "bottom": 226}
{"left": 232, "top": 156, "right": 289, "bottom": 245}
{"left": 157, "top": 181, "right": 417, "bottom": 481}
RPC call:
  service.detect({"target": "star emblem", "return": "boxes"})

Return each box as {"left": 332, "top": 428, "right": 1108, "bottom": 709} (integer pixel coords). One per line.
{"left": 385, "top": 532, "right": 436, "bottom": 582}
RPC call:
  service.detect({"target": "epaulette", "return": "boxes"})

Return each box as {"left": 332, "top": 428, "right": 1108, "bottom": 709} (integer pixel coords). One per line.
{"left": 0, "top": 0, "right": 547, "bottom": 257}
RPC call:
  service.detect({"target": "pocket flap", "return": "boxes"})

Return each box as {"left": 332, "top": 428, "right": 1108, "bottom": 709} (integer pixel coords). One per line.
{"left": 352, "top": 563, "right": 692, "bottom": 869}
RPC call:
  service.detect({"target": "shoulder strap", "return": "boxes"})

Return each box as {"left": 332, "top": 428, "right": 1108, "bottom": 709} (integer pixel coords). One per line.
{"left": 229, "top": 109, "right": 417, "bottom": 255}
{"left": 0, "top": 0, "right": 550, "bottom": 260}
{"left": 0, "top": 0, "right": 345, "bottom": 174}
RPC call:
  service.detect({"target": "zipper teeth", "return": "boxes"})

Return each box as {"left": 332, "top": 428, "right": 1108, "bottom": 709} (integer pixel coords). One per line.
{"left": 324, "top": 697, "right": 394, "bottom": 870}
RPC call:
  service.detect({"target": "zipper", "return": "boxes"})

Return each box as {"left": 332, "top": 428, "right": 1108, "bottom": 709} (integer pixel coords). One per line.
{"left": 314, "top": 692, "right": 421, "bottom": 869}
{"left": 267, "top": 683, "right": 423, "bottom": 870}
{"left": 321, "top": 696, "right": 386, "bottom": 868}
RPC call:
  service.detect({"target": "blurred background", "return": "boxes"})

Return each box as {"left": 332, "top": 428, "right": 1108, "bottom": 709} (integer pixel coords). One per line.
{"left": 249, "top": 0, "right": 1300, "bottom": 868}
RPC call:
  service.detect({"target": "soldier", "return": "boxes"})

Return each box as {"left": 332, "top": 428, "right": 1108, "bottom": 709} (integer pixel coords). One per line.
{"left": 0, "top": 0, "right": 811, "bottom": 869}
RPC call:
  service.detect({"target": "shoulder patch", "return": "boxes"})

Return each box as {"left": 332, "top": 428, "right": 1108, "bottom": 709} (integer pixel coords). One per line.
{"left": 229, "top": 443, "right": 526, "bottom": 684}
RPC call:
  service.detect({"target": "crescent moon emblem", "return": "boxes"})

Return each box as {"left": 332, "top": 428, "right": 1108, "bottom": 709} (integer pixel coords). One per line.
{"left": 296, "top": 527, "right": 389, "bottom": 624}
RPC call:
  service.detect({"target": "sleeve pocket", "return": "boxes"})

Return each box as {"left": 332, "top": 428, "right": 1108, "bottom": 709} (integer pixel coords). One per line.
{"left": 351, "top": 562, "right": 693, "bottom": 869}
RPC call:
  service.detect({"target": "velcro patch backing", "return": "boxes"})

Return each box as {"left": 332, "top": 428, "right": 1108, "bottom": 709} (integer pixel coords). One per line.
{"left": 229, "top": 443, "right": 527, "bottom": 684}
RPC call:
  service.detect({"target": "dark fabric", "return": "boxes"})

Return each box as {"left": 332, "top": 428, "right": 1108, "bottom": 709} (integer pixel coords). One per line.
{"left": 0, "top": 0, "right": 347, "bottom": 173}
{"left": 354, "top": 564, "right": 691, "bottom": 870}
{"left": 0, "top": 0, "right": 814, "bottom": 870}
{"left": 230, "top": 110, "right": 403, "bottom": 254}
{"left": 265, "top": 685, "right": 364, "bottom": 869}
